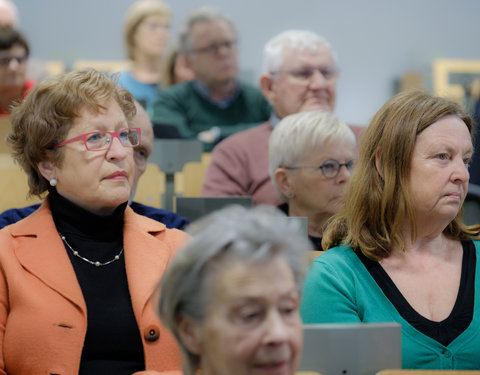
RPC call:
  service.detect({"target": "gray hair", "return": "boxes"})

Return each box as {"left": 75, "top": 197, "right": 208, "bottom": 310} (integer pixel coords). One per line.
{"left": 269, "top": 110, "right": 356, "bottom": 201}
{"left": 157, "top": 204, "right": 311, "bottom": 375}
{"left": 178, "top": 6, "right": 236, "bottom": 55}
{"left": 262, "top": 29, "right": 337, "bottom": 74}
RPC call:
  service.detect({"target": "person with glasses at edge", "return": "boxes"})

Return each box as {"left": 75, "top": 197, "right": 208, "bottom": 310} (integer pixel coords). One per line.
{"left": 269, "top": 110, "right": 356, "bottom": 250}
{"left": 201, "top": 29, "right": 364, "bottom": 206}
{"left": 0, "top": 99, "right": 189, "bottom": 230}
{"left": 0, "top": 26, "right": 34, "bottom": 116}
{"left": 151, "top": 6, "right": 271, "bottom": 151}
{"left": 0, "top": 68, "right": 188, "bottom": 375}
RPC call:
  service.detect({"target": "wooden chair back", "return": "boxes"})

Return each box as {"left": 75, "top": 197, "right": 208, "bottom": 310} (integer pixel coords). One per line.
{"left": 0, "top": 117, "right": 12, "bottom": 154}
{"left": 72, "top": 60, "right": 130, "bottom": 73}
{"left": 133, "top": 163, "right": 165, "bottom": 208}
{"left": 0, "top": 155, "right": 42, "bottom": 212}
{"left": 175, "top": 152, "right": 212, "bottom": 197}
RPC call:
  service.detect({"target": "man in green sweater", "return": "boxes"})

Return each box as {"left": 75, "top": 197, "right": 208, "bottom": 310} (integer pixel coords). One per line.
{"left": 150, "top": 7, "right": 271, "bottom": 151}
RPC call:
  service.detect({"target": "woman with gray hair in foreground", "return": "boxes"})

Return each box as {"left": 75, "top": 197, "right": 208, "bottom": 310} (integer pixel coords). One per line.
{"left": 157, "top": 204, "right": 312, "bottom": 375}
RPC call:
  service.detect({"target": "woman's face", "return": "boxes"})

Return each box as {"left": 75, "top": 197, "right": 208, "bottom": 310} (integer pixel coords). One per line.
{"left": 408, "top": 115, "right": 472, "bottom": 230}
{"left": 185, "top": 256, "right": 302, "bottom": 375}
{"left": 49, "top": 99, "right": 135, "bottom": 215}
{"left": 133, "top": 14, "right": 170, "bottom": 59}
{"left": 287, "top": 138, "right": 355, "bottom": 218}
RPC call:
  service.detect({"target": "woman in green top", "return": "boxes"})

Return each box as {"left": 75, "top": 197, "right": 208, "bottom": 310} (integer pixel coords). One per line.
{"left": 300, "top": 90, "right": 480, "bottom": 369}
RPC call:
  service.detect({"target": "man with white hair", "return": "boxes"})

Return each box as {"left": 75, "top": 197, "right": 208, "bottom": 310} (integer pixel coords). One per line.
{"left": 201, "top": 29, "right": 364, "bottom": 205}
{"left": 0, "top": 0, "right": 18, "bottom": 27}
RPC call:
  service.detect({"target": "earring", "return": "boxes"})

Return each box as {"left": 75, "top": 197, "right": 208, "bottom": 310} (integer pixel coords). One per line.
{"left": 287, "top": 192, "right": 293, "bottom": 198}
{"left": 49, "top": 178, "right": 57, "bottom": 187}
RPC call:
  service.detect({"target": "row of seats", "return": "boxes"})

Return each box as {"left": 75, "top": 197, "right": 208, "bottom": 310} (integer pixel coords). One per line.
{"left": 0, "top": 155, "right": 212, "bottom": 213}
{"left": 33, "top": 59, "right": 131, "bottom": 78}
{"left": 133, "top": 153, "right": 211, "bottom": 210}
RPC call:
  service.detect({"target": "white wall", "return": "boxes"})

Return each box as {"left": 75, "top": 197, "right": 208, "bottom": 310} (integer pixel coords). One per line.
{"left": 14, "top": 0, "right": 480, "bottom": 125}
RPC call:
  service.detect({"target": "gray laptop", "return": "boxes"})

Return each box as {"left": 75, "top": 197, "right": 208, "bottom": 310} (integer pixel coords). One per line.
{"left": 299, "top": 322, "right": 402, "bottom": 375}
{"left": 175, "top": 196, "right": 253, "bottom": 222}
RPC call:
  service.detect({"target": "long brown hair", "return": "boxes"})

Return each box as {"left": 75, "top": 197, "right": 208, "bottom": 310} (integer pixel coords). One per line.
{"left": 322, "top": 90, "right": 480, "bottom": 260}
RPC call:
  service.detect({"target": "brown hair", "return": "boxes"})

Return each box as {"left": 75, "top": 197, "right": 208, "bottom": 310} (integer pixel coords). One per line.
{"left": 7, "top": 68, "right": 136, "bottom": 198}
{"left": 322, "top": 89, "right": 480, "bottom": 260}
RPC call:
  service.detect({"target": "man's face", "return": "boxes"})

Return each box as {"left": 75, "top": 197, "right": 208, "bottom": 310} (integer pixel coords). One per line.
{"left": 186, "top": 20, "right": 238, "bottom": 87}
{"left": 0, "top": 44, "right": 27, "bottom": 92}
{"left": 261, "top": 43, "right": 337, "bottom": 119}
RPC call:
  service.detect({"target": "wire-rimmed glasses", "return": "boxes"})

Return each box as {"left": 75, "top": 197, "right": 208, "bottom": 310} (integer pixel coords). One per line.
{"left": 285, "top": 159, "right": 354, "bottom": 179}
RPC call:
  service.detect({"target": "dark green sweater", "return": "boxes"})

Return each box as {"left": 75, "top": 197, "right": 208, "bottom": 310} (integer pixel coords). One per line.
{"left": 151, "top": 81, "right": 271, "bottom": 150}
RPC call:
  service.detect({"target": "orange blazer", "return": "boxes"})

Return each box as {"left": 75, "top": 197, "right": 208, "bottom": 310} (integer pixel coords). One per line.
{"left": 0, "top": 199, "right": 188, "bottom": 375}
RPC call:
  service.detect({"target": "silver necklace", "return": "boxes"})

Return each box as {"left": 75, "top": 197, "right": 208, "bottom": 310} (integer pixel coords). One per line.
{"left": 59, "top": 233, "right": 124, "bottom": 267}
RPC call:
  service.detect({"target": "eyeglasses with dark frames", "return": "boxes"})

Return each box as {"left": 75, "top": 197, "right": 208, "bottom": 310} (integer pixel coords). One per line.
{"left": 190, "top": 40, "right": 237, "bottom": 55}
{"left": 54, "top": 128, "right": 142, "bottom": 151}
{"left": 271, "top": 66, "right": 339, "bottom": 82}
{"left": 285, "top": 159, "right": 354, "bottom": 179}
{"left": 0, "top": 55, "right": 28, "bottom": 67}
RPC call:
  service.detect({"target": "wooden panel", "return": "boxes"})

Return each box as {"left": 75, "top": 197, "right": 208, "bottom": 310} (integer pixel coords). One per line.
{"left": 180, "top": 152, "right": 212, "bottom": 197}
{"left": 44, "top": 60, "right": 66, "bottom": 76}
{"left": 72, "top": 60, "right": 130, "bottom": 73}
{"left": 0, "top": 117, "right": 12, "bottom": 154}
{"left": 133, "top": 163, "right": 165, "bottom": 208}
{"left": 0, "top": 155, "right": 42, "bottom": 212}
{"left": 433, "top": 59, "right": 480, "bottom": 103}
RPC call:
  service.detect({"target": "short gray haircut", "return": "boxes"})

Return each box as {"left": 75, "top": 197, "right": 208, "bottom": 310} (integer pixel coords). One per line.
{"left": 178, "top": 6, "right": 236, "bottom": 55}
{"left": 262, "top": 29, "right": 337, "bottom": 74}
{"left": 157, "top": 204, "right": 311, "bottom": 375}
{"left": 269, "top": 110, "right": 356, "bottom": 201}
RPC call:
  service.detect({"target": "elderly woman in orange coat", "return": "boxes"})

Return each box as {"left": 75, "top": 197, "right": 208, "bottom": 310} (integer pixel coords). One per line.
{"left": 0, "top": 68, "right": 187, "bottom": 375}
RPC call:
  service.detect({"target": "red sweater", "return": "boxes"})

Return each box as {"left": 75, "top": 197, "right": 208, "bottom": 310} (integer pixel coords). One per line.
{"left": 0, "top": 79, "right": 35, "bottom": 115}
{"left": 201, "top": 121, "right": 365, "bottom": 206}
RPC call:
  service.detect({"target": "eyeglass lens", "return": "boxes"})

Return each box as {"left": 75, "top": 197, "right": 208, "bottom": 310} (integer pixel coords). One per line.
{"left": 193, "top": 40, "right": 236, "bottom": 55}
{"left": 291, "top": 67, "right": 338, "bottom": 81}
{"left": 320, "top": 160, "right": 353, "bottom": 178}
{"left": 86, "top": 129, "right": 140, "bottom": 150}
{"left": 0, "top": 55, "right": 27, "bottom": 67}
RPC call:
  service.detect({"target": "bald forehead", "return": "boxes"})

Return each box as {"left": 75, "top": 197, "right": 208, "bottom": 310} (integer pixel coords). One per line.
{"left": 133, "top": 104, "right": 153, "bottom": 144}
{"left": 0, "top": 1, "right": 17, "bottom": 26}
{"left": 281, "top": 42, "right": 335, "bottom": 69}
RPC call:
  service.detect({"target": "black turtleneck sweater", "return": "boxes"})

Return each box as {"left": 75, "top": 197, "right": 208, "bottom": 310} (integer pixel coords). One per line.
{"left": 277, "top": 203, "right": 322, "bottom": 251}
{"left": 50, "top": 190, "right": 145, "bottom": 374}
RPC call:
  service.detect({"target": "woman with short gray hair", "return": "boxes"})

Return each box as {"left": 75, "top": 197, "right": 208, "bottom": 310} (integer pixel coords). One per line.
{"left": 157, "top": 204, "right": 311, "bottom": 375}
{"left": 269, "top": 110, "right": 356, "bottom": 250}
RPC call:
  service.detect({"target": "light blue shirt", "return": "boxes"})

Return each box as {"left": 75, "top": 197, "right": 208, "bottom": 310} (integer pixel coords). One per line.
{"left": 117, "top": 70, "right": 160, "bottom": 111}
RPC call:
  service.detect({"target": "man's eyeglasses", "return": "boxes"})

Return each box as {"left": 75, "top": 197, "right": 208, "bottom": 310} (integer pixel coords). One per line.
{"left": 55, "top": 128, "right": 142, "bottom": 151}
{"left": 271, "top": 66, "right": 339, "bottom": 82}
{"left": 190, "top": 40, "right": 237, "bottom": 55}
{"left": 285, "top": 159, "right": 354, "bottom": 179}
{"left": 0, "top": 55, "right": 28, "bottom": 67}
